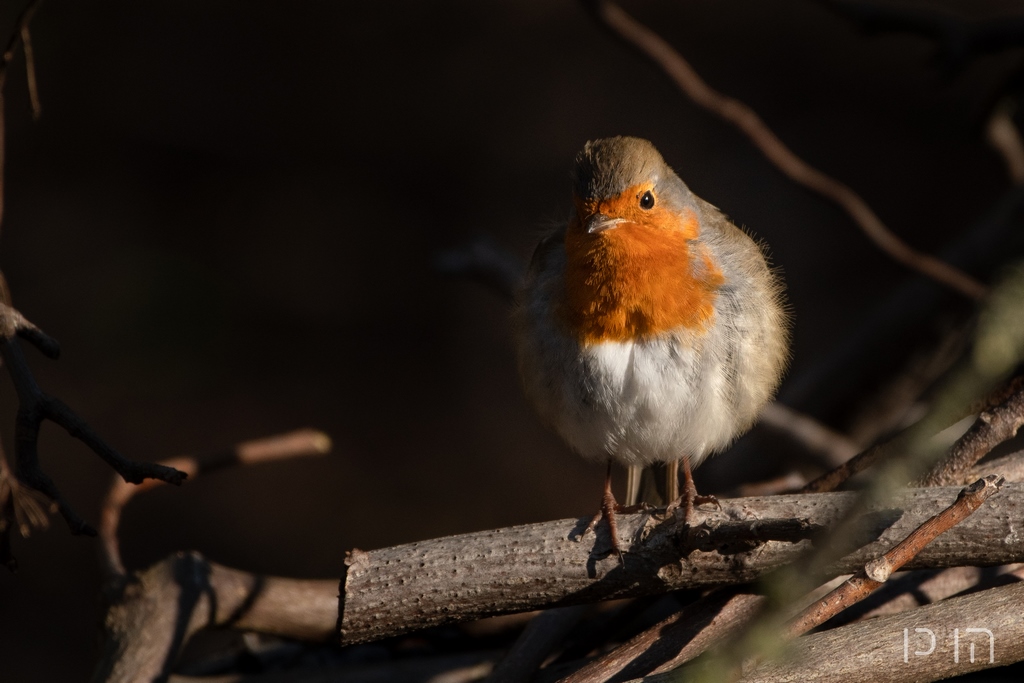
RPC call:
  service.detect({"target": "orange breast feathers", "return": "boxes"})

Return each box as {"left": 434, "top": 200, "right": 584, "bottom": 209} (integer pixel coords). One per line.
{"left": 560, "top": 185, "right": 724, "bottom": 345}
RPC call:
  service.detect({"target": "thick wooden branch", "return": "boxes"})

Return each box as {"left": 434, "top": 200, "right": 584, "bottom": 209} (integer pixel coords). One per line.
{"left": 735, "top": 580, "right": 1024, "bottom": 683}
{"left": 966, "top": 449, "right": 1024, "bottom": 485}
{"left": 93, "top": 552, "right": 338, "bottom": 683}
{"left": 565, "top": 477, "right": 1006, "bottom": 681}
{"left": 94, "top": 430, "right": 334, "bottom": 682}
{"left": 94, "top": 484, "right": 1024, "bottom": 681}
{"left": 338, "top": 484, "right": 1024, "bottom": 646}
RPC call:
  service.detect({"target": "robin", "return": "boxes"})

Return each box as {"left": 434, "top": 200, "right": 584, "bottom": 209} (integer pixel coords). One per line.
{"left": 515, "top": 136, "right": 789, "bottom": 555}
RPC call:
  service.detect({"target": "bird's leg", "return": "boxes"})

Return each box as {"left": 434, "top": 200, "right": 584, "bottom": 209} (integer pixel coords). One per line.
{"left": 625, "top": 464, "right": 642, "bottom": 508}
{"left": 666, "top": 456, "right": 720, "bottom": 521}
{"left": 584, "top": 461, "right": 625, "bottom": 559}
{"left": 665, "top": 460, "right": 679, "bottom": 505}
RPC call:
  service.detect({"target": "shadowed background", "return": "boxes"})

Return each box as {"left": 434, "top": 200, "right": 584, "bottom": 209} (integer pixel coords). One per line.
{"left": 0, "top": 0, "right": 1020, "bottom": 680}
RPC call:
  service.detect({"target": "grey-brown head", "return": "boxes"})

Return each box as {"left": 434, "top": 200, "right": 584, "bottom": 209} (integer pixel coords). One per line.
{"left": 569, "top": 136, "right": 695, "bottom": 235}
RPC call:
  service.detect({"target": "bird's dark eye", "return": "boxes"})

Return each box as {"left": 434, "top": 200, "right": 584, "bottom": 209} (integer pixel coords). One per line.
{"left": 639, "top": 191, "right": 655, "bottom": 210}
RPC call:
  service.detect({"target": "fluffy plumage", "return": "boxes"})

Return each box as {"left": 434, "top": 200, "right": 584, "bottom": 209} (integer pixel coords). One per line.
{"left": 515, "top": 136, "right": 789, "bottom": 470}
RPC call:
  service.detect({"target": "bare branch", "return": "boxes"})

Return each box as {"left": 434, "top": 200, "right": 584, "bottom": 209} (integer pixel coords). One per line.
{"left": 731, "top": 472, "right": 806, "bottom": 498}
{"left": 18, "top": 14, "right": 41, "bottom": 120}
{"left": 0, "top": 0, "right": 45, "bottom": 234}
{"left": 786, "top": 475, "right": 1003, "bottom": 636}
{"left": 759, "top": 402, "right": 859, "bottom": 469}
{"left": 573, "top": 478, "right": 1004, "bottom": 681}
{"left": 829, "top": 564, "right": 1024, "bottom": 626}
{"left": 585, "top": 0, "right": 988, "bottom": 301}
{"left": 844, "top": 319, "right": 971, "bottom": 448}
{"left": 559, "top": 588, "right": 762, "bottom": 682}
{"left": 987, "top": 103, "right": 1024, "bottom": 185}
{"left": 800, "top": 442, "right": 883, "bottom": 494}
{"left": 0, "top": 1, "right": 42, "bottom": 87}
{"left": 734, "top": 580, "right": 1024, "bottom": 683}
{"left": 89, "top": 482, "right": 1024, "bottom": 680}
{"left": 0, "top": 302, "right": 187, "bottom": 539}
{"left": 95, "top": 552, "right": 339, "bottom": 683}
{"left": 965, "top": 448, "right": 1024, "bottom": 485}
{"left": 803, "top": 370, "right": 1024, "bottom": 494}
{"left": 485, "top": 606, "right": 588, "bottom": 683}
{"left": 100, "top": 429, "right": 331, "bottom": 578}
{"left": 337, "top": 483, "right": 1024, "bottom": 646}
{"left": 920, "top": 376, "right": 1024, "bottom": 486}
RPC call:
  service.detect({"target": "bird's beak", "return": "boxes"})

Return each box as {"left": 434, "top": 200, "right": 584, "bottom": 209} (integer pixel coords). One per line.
{"left": 585, "top": 213, "right": 626, "bottom": 234}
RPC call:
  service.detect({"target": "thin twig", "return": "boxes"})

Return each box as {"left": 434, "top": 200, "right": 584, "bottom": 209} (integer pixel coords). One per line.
{"left": 802, "top": 373, "right": 1024, "bottom": 493}
{"left": 844, "top": 319, "right": 971, "bottom": 447}
{"left": 919, "top": 375, "right": 1024, "bottom": 486}
{"left": 0, "top": 302, "right": 187, "bottom": 538}
{"left": 586, "top": 0, "right": 988, "bottom": 301}
{"left": 987, "top": 103, "right": 1024, "bottom": 185}
{"left": 825, "top": 564, "right": 1024, "bottom": 626}
{"left": 731, "top": 472, "right": 806, "bottom": 498}
{"left": 99, "top": 428, "right": 332, "bottom": 578}
{"left": 821, "top": 0, "right": 1024, "bottom": 71}
{"left": 786, "top": 475, "right": 1003, "bottom": 636}
{"left": 759, "top": 402, "right": 859, "bottom": 468}
{"left": 0, "top": 0, "right": 44, "bottom": 235}
{"left": 799, "top": 442, "right": 883, "bottom": 493}
{"left": 557, "top": 588, "right": 762, "bottom": 682}
{"left": 19, "top": 17, "right": 40, "bottom": 120}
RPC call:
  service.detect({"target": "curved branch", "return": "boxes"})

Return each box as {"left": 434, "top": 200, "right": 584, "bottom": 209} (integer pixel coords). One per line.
{"left": 99, "top": 428, "right": 332, "bottom": 578}
{"left": 94, "top": 552, "right": 338, "bottom": 683}
{"left": 586, "top": 0, "right": 988, "bottom": 301}
{"left": 0, "top": 302, "right": 187, "bottom": 538}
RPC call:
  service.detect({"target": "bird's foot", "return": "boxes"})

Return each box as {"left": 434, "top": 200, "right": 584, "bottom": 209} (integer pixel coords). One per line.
{"left": 580, "top": 485, "right": 633, "bottom": 565}
{"left": 665, "top": 491, "right": 721, "bottom": 522}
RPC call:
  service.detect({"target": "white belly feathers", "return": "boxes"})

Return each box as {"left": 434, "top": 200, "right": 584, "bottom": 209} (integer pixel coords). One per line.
{"left": 544, "top": 329, "right": 742, "bottom": 467}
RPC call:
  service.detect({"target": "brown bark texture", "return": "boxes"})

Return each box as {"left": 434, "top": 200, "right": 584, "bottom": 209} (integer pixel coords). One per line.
{"left": 337, "top": 483, "right": 1024, "bottom": 645}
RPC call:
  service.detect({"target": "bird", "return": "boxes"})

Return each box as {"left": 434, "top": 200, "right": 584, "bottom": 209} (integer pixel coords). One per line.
{"left": 514, "top": 136, "right": 789, "bottom": 555}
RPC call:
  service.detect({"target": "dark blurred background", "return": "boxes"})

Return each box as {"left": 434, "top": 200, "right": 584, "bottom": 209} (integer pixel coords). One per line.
{"left": 0, "top": 0, "right": 1021, "bottom": 679}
